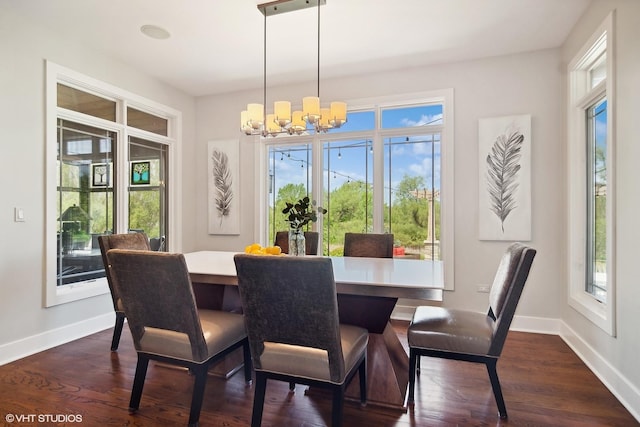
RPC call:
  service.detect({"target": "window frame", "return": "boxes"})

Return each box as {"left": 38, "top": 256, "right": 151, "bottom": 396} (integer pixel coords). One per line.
{"left": 45, "top": 61, "right": 182, "bottom": 307}
{"left": 253, "top": 89, "right": 455, "bottom": 290}
{"left": 567, "top": 13, "right": 616, "bottom": 335}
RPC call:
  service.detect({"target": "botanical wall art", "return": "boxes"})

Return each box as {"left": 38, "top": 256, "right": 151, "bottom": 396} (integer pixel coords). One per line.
{"left": 478, "top": 114, "right": 531, "bottom": 241}
{"left": 130, "top": 161, "right": 150, "bottom": 185}
{"left": 207, "top": 140, "right": 240, "bottom": 235}
{"left": 92, "top": 163, "right": 110, "bottom": 187}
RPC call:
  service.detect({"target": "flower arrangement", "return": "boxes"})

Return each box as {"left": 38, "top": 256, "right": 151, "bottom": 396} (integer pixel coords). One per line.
{"left": 282, "top": 196, "right": 327, "bottom": 231}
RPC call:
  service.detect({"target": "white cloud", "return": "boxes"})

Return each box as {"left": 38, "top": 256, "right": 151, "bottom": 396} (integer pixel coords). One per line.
{"left": 401, "top": 113, "right": 443, "bottom": 127}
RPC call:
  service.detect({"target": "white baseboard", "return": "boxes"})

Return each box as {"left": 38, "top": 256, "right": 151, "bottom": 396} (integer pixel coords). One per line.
{"left": 392, "top": 306, "right": 639, "bottom": 422}
{"left": 560, "top": 322, "right": 640, "bottom": 422}
{"left": 3, "top": 308, "right": 640, "bottom": 422}
{"left": 392, "top": 306, "right": 563, "bottom": 334}
{"left": 509, "top": 314, "right": 562, "bottom": 334}
{"left": 0, "top": 313, "right": 114, "bottom": 366}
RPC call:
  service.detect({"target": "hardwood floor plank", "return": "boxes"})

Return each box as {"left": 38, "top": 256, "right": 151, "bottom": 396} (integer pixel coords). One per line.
{"left": 0, "top": 321, "right": 636, "bottom": 426}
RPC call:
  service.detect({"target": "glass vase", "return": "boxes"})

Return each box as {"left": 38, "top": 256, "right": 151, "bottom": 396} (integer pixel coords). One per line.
{"left": 288, "top": 229, "right": 306, "bottom": 256}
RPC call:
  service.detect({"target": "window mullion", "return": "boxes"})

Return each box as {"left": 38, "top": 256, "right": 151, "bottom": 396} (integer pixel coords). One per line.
{"left": 372, "top": 132, "right": 384, "bottom": 233}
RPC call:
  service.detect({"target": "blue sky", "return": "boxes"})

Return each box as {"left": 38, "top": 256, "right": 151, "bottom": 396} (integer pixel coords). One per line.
{"left": 269, "top": 104, "right": 444, "bottom": 203}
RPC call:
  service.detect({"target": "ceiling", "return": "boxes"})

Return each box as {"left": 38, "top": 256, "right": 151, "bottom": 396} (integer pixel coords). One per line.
{"left": 4, "top": 0, "right": 591, "bottom": 97}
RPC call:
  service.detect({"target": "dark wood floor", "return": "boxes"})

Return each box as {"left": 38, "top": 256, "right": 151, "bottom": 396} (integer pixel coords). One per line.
{"left": 0, "top": 321, "right": 637, "bottom": 426}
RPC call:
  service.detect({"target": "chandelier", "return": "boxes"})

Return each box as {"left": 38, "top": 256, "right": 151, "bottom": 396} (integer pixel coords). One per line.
{"left": 241, "top": 0, "right": 347, "bottom": 137}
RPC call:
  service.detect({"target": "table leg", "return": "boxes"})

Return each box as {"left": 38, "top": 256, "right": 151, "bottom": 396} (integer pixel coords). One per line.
{"left": 343, "top": 321, "right": 409, "bottom": 410}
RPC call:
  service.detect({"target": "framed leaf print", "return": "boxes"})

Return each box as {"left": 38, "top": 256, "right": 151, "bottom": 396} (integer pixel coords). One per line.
{"left": 207, "top": 140, "right": 240, "bottom": 235}
{"left": 478, "top": 114, "right": 531, "bottom": 241}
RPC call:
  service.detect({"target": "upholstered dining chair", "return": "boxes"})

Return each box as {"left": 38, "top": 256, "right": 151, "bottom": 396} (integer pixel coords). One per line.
{"left": 149, "top": 235, "right": 165, "bottom": 251}
{"left": 106, "top": 249, "right": 252, "bottom": 427}
{"left": 343, "top": 232, "right": 394, "bottom": 258}
{"left": 234, "top": 254, "right": 369, "bottom": 427}
{"left": 407, "top": 242, "right": 536, "bottom": 419}
{"left": 98, "top": 232, "right": 150, "bottom": 351}
{"left": 273, "top": 230, "right": 320, "bottom": 255}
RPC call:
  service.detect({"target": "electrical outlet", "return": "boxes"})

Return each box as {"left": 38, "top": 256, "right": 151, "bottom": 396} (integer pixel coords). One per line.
{"left": 477, "top": 284, "right": 491, "bottom": 293}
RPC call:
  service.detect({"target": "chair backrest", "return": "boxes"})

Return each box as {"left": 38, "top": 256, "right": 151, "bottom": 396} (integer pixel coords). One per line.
{"left": 234, "top": 254, "right": 345, "bottom": 382}
{"left": 149, "top": 235, "right": 165, "bottom": 251}
{"left": 98, "top": 233, "right": 151, "bottom": 310}
{"left": 487, "top": 242, "right": 536, "bottom": 356}
{"left": 105, "top": 249, "right": 209, "bottom": 361}
{"left": 343, "top": 232, "right": 394, "bottom": 258}
{"left": 274, "top": 231, "right": 288, "bottom": 252}
{"left": 274, "top": 230, "right": 320, "bottom": 255}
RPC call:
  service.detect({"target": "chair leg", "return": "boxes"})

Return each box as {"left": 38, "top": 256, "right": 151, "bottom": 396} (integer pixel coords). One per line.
{"left": 188, "top": 365, "right": 209, "bottom": 427}
{"left": 242, "top": 340, "right": 253, "bottom": 385}
{"left": 358, "top": 356, "right": 367, "bottom": 406}
{"left": 289, "top": 382, "right": 296, "bottom": 391}
{"left": 331, "top": 386, "right": 344, "bottom": 427}
{"left": 486, "top": 360, "right": 508, "bottom": 419}
{"left": 416, "top": 353, "right": 421, "bottom": 374}
{"left": 129, "top": 355, "right": 149, "bottom": 412}
{"left": 408, "top": 349, "right": 418, "bottom": 404}
{"left": 251, "top": 373, "right": 267, "bottom": 427}
{"left": 111, "top": 313, "right": 125, "bottom": 351}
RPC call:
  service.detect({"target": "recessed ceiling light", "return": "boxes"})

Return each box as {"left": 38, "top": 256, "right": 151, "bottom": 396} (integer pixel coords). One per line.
{"left": 140, "top": 25, "right": 170, "bottom": 40}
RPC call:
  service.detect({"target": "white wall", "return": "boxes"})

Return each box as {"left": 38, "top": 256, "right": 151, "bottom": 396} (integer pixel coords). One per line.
{"left": 195, "top": 48, "right": 566, "bottom": 320}
{"left": 2, "top": 0, "right": 639, "bottom": 419}
{"left": 194, "top": 3, "right": 640, "bottom": 417}
{"left": 560, "top": 0, "right": 640, "bottom": 418}
{"left": 0, "top": 4, "right": 196, "bottom": 357}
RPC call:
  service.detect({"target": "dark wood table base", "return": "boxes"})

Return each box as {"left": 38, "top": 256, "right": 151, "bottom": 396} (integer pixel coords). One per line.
{"left": 192, "top": 282, "right": 410, "bottom": 410}
{"left": 344, "top": 323, "right": 409, "bottom": 410}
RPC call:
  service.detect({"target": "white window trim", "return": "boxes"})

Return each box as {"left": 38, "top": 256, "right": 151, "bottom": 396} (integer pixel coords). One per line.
{"left": 252, "top": 89, "right": 455, "bottom": 290}
{"left": 45, "top": 61, "right": 182, "bottom": 307}
{"left": 567, "top": 13, "right": 616, "bottom": 335}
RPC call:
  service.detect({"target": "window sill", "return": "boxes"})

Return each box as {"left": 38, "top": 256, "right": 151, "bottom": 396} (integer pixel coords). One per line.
{"left": 45, "top": 277, "right": 109, "bottom": 307}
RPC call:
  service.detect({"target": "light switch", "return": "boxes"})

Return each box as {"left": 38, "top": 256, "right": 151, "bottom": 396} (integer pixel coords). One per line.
{"left": 14, "top": 207, "right": 25, "bottom": 222}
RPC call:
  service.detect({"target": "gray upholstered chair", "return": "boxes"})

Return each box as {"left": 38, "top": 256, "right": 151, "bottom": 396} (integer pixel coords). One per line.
{"left": 106, "top": 249, "right": 252, "bottom": 427}
{"left": 407, "top": 243, "right": 536, "bottom": 419}
{"left": 274, "top": 230, "right": 320, "bottom": 255}
{"left": 234, "top": 254, "right": 369, "bottom": 427}
{"left": 149, "top": 235, "right": 165, "bottom": 251}
{"left": 98, "top": 232, "right": 150, "bottom": 351}
{"left": 343, "top": 232, "right": 394, "bottom": 258}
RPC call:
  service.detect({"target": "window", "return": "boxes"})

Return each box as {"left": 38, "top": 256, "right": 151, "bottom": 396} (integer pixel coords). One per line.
{"left": 260, "top": 90, "right": 454, "bottom": 289}
{"left": 128, "top": 137, "right": 169, "bottom": 244}
{"left": 586, "top": 98, "right": 607, "bottom": 302}
{"left": 127, "top": 107, "right": 169, "bottom": 136}
{"left": 56, "top": 120, "right": 116, "bottom": 285}
{"left": 46, "top": 62, "right": 181, "bottom": 306}
{"left": 384, "top": 133, "right": 441, "bottom": 260}
{"left": 267, "top": 143, "right": 313, "bottom": 239}
{"left": 567, "top": 13, "right": 615, "bottom": 335}
{"left": 323, "top": 138, "right": 374, "bottom": 252}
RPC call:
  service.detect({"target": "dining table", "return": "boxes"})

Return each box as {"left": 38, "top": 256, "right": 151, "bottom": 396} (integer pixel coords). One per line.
{"left": 184, "top": 250, "right": 444, "bottom": 410}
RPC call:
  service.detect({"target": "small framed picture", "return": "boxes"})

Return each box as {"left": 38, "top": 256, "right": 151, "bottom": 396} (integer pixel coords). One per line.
{"left": 131, "top": 161, "right": 150, "bottom": 185}
{"left": 92, "top": 163, "right": 110, "bottom": 187}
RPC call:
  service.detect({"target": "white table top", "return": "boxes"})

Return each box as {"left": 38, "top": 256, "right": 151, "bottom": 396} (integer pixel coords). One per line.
{"left": 184, "top": 251, "right": 443, "bottom": 301}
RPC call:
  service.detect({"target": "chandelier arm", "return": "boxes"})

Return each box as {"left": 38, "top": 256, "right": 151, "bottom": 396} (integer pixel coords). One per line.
{"left": 244, "top": 0, "right": 345, "bottom": 137}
